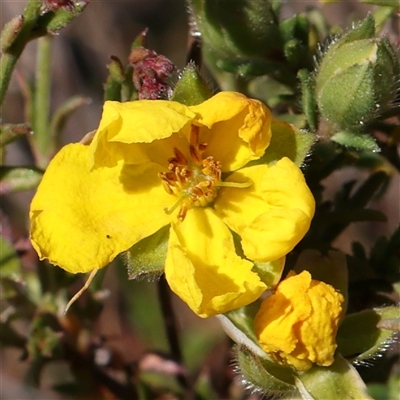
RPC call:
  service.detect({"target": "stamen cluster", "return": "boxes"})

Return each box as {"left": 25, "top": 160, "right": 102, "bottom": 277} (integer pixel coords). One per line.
{"left": 159, "top": 125, "right": 222, "bottom": 220}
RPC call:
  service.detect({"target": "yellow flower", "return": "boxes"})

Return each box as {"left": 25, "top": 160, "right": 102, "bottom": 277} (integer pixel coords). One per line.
{"left": 30, "top": 92, "right": 315, "bottom": 317}
{"left": 254, "top": 270, "right": 344, "bottom": 371}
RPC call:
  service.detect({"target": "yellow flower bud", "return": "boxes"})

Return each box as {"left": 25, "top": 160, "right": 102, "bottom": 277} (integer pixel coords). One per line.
{"left": 254, "top": 270, "right": 344, "bottom": 371}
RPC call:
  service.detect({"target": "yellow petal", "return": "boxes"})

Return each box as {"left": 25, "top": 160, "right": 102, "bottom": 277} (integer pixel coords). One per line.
{"left": 190, "top": 92, "right": 272, "bottom": 171}
{"left": 90, "top": 100, "right": 196, "bottom": 167}
{"left": 254, "top": 271, "right": 344, "bottom": 371}
{"left": 30, "top": 143, "right": 172, "bottom": 273}
{"left": 214, "top": 158, "right": 315, "bottom": 262}
{"left": 165, "top": 207, "right": 266, "bottom": 317}
{"left": 298, "top": 279, "right": 343, "bottom": 366}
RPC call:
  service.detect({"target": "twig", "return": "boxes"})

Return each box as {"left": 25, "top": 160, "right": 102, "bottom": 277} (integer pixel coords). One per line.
{"left": 157, "top": 275, "right": 193, "bottom": 397}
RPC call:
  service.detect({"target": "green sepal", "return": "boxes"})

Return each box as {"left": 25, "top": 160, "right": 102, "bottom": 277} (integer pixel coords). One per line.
{"left": 295, "top": 355, "right": 373, "bottom": 400}
{"left": 294, "top": 249, "right": 348, "bottom": 312}
{"left": 104, "top": 56, "right": 125, "bottom": 101}
{"left": 317, "top": 61, "right": 376, "bottom": 130}
{"left": 171, "top": 64, "right": 213, "bottom": 106}
{"left": 234, "top": 345, "right": 296, "bottom": 396}
{"left": 336, "top": 307, "right": 399, "bottom": 362}
{"left": 131, "top": 28, "right": 148, "bottom": 50}
{"left": 336, "top": 15, "right": 376, "bottom": 46}
{"left": 124, "top": 225, "right": 169, "bottom": 280}
{"left": 331, "top": 131, "right": 380, "bottom": 152}
{"left": 250, "top": 119, "right": 315, "bottom": 168}
{"left": 220, "top": 304, "right": 297, "bottom": 395}
{"left": 0, "top": 166, "right": 43, "bottom": 194}
{"left": 298, "top": 69, "right": 318, "bottom": 132}
{"left": 36, "top": 2, "right": 88, "bottom": 34}
{"left": 252, "top": 257, "right": 285, "bottom": 288}
{"left": 230, "top": 232, "right": 284, "bottom": 288}
{"left": 316, "top": 16, "right": 399, "bottom": 130}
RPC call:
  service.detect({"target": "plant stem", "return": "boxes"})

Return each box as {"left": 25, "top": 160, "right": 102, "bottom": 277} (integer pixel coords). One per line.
{"left": 0, "top": 0, "right": 42, "bottom": 107}
{"left": 157, "top": 276, "right": 192, "bottom": 396}
{"left": 33, "top": 35, "right": 52, "bottom": 167}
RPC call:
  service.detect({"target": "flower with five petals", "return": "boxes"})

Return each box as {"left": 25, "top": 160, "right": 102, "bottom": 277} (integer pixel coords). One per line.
{"left": 30, "top": 92, "right": 315, "bottom": 317}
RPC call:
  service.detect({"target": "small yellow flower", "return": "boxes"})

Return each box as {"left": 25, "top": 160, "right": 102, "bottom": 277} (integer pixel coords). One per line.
{"left": 254, "top": 270, "right": 344, "bottom": 371}
{"left": 30, "top": 92, "right": 315, "bottom": 317}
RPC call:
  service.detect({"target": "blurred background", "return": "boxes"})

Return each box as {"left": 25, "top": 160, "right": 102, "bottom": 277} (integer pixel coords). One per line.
{"left": 1, "top": 1, "right": 399, "bottom": 399}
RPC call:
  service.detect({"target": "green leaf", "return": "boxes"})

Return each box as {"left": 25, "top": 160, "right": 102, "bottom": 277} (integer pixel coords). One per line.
{"left": 235, "top": 345, "right": 296, "bottom": 395}
{"left": 0, "top": 166, "right": 42, "bottom": 194}
{"left": 171, "top": 64, "right": 213, "bottom": 106}
{"left": 296, "top": 355, "right": 373, "bottom": 400}
{"left": 298, "top": 69, "right": 318, "bottom": 131}
{"left": 0, "top": 15, "right": 24, "bottom": 52}
{"left": 124, "top": 225, "right": 169, "bottom": 280}
{"left": 337, "top": 307, "right": 398, "bottom": 362}
{"left": 331, "top": 131, "right": 380, "bottom": 152}
{"left": 0, "top": 123, "right": 32, "bottom": 147}
{"left": 104, "top": 56, "right": 125, "bottom": 101}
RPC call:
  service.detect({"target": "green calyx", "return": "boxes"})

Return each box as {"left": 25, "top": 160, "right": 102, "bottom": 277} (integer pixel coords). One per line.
{"left": 315, "top": 16, "right": 400, "bottom": 131}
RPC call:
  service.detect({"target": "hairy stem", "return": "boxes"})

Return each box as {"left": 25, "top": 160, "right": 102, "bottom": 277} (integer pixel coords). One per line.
{"left": 0, "top": 0, "right": 42, "bottom": 107}
{"left": 33, "top": 35, "right": 52, "bottom": 167}
{"left": 157, "top": 276, "right": 192, "bottom": 396}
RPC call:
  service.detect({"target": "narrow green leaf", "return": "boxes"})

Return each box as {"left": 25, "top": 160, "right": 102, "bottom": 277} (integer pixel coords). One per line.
{"left": 331, "top": 131, "right": 380, "bottom": 152}
{"left": 0, "top": 15, "right": 24, "bottom": 52}
{"left": 0, "top": 166, "right": 42, "bottom": 194}
{"left": 298, "top": 69, "right": 318, "bottom": 131}
{"left": 0, "top": 123, "right": 32, "bottom": 147}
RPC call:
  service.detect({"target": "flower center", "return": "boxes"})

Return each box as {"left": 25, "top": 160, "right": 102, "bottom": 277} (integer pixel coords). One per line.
{"left": 159, "top": 125, "right": 222, "bottom": 221}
